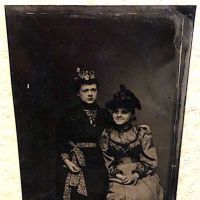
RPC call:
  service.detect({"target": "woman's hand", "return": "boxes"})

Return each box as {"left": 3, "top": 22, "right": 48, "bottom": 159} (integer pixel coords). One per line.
{"left": 116, "top": 173, "right": 127, "bottom": 181}
{"left": 121, "top": 173, "right": 139, "bottom": 185}
{"left": 64, "top": 159, "right": 80, "bottom": 173}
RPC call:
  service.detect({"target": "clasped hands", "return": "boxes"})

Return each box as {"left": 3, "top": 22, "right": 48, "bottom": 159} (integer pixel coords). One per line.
{"left": 115, "top": 173, "right": 139, "bottom": 185}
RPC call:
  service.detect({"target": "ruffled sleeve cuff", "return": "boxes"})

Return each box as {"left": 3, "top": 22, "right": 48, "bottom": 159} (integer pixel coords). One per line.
{"left": 133, "top": 162, "right": 149, "bottom": 178}
{"left": 109, "top": 166, "right": 123, "bottom": 177}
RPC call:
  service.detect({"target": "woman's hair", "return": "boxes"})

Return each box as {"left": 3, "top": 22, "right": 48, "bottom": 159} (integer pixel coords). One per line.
{"left": 74, "top": 78, "right": 99, "bottom": 93}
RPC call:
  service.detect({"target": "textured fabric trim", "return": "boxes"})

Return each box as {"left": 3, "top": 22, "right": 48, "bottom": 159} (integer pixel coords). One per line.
{"left": 62, "top": 141, "right": 88, "bottom": 199}
{"left": 76, "top": 142, "right": 97, "bottom": 148}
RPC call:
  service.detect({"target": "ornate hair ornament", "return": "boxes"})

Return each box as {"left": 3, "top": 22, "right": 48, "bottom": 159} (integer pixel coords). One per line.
{"left": 74, "top": 67, "right": 96, "bottom": 81}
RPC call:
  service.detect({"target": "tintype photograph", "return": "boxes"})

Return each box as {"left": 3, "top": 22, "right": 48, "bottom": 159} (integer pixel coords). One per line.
{"left": 5, "top": 5, "right": 196, "bottom": 200}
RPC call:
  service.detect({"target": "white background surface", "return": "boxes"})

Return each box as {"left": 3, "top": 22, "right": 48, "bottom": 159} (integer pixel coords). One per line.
{"left": 0, "top": 1, "right": 199, "bottom": 199}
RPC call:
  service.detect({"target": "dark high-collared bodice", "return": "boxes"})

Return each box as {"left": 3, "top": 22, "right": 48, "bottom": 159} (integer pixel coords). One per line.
{"left": 59, "top": 102, "right": 112, "bottom": 196}
{"left": 60, "top": 103, "right": 111, "bottom": 166}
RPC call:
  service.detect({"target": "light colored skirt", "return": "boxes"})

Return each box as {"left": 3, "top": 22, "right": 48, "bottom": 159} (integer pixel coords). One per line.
{"left": 107, "top": 163, "right": 163, "bottom": 200}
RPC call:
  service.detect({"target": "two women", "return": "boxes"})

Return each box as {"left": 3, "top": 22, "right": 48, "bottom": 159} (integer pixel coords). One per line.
{"left": 60, "top": 68, "right": 163, "bottom": 200}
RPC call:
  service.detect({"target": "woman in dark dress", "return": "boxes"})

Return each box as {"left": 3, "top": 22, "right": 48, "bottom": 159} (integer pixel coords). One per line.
{"left": 100, "top": 85, "right": 163, "bottom": 200}
{"left": 59, "top": 67, "right": 112, "bottom": 200}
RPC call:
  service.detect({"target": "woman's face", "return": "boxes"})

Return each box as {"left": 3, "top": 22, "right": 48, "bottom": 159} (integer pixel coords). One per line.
{"left": 112, "top": 108, "right": 133, "bottom": 125}
{"left": 77, "top": 84, "right": 98, "bottom": 104}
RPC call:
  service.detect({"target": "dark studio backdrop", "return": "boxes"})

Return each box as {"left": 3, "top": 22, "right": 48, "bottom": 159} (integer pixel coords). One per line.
{"left": 5, "top": 6, "right": 195, "bottom": 200}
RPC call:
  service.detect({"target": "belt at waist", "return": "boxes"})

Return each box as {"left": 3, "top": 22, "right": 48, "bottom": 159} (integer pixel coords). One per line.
{"left": 76, "top": 142, "right": 97, "bottom": 148}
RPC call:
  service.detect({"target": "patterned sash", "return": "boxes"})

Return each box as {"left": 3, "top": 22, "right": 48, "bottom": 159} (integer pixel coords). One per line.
{"left": 62, "top": 141, "right": 97, "bottom": 200}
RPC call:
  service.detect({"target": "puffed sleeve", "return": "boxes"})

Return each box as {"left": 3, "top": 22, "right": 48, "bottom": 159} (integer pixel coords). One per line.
{"left": 99, "top": 129, "right": 122, "bottom": 177}
{"left": 134, "top": 125, "right": 157, "bottom": 178}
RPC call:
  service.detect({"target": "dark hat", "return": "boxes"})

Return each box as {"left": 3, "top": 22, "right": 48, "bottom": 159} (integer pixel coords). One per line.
{"left": 106, "top": 84, "right": 141, "bottom": 112}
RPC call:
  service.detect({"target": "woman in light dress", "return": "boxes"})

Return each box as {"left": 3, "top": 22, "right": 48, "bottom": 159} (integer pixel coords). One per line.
{"left": 100, "top": 85, "right": 163, "bottom": 200}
